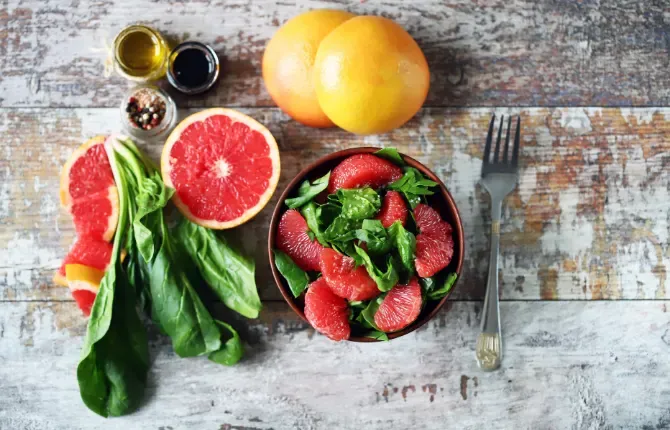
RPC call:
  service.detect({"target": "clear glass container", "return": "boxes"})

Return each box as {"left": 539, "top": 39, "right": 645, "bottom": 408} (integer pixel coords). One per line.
{"left": 120, "top": 85, "right": 177, "bottom": 142}
{"left": 167, "top": 41, "right": 220, "bottom": 94}
{"left": 113, "top": 25, "right": 169, "bottom": 82}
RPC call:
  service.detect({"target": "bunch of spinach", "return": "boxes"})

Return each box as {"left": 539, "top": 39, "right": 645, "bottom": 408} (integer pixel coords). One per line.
{"left": 77, "top": 137, "right": 259, "bottom": 417}
{"left": 273, "top": 147, "right": 458, "bottom": 339}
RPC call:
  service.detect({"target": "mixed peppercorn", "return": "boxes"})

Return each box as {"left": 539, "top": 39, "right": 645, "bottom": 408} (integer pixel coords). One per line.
{"left": 125, "top": 88, "right": 167, "bottom": 130}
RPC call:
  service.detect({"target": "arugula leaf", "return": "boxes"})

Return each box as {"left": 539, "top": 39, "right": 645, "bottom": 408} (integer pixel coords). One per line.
{"left": 208, "top": 321, "right": 244, "bottom": 366}
{"left": 355, "top": 219, "right": 391, "bottom": 255}
{"left": 301, "top": 202, "right": 329, "bottom": 246}
{"left": 337, "top": 188, "right": 381, "bottom": 220}
{"left": 388, "top": 168, "right": 438, "bottom": 209}
{"left": 285, "top": 171, "right": 331, "bottom": 209}
{"left": 354, "top": 245, "right": 399, "bottom": 292}
{"left": 374, "top": 148, "right": 405, "bottom": 166}
{"left": 77, "top": 145, "right": 149, "bottom": 418}
{"left": 273, "top": 249, "right": 310, "bottom": 298}
{"left": 387, "top": 221, "right": 416, "bottom": 273}
{"left": 175, "top": 219, "right": 262, "bottom": 319}
{"left": 423, "top": 272, "right": 458, "bottom": 301}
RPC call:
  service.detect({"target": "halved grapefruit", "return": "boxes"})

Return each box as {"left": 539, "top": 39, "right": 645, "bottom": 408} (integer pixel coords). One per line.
{"left": 65, "top": 264, "right": 104, "bottom": 316}
{"left": 162, "top": 108, "right": 281, "bottom": 230}
{"left": 59, "top": 136, "right": 119, "bottom": 241}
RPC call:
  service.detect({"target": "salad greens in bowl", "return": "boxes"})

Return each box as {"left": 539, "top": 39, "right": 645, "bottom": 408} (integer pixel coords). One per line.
{"left": 268, "top": 147, "right": 464, "bottom": 342}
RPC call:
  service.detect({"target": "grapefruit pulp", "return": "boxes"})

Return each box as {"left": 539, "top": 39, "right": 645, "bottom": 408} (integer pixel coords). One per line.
{"left": 374, "top": 277, "right": 422, "bottom": 332}
{"left": 414, "top": 204, "right": 455, "bottom": 278}
{"left": 54, "top": 237, "right": 113, "bottom": 287}
{"left": 59, "top": 136, "right": 119, "bottom": 241}
{"left": 65, "top": 264, "right": 104, "bottom": 316}
{"left": 304, "top": 277, "right": 350, "bottom": 341}
{"left": 376, "top": 190, "right": 408, "bottom": 228}
{"left": 327, "top": 154, "right": 402, "bottom": 193}
{"left": 319, "top": 248, "right": 380, "bottom": 301}
{"left": 276, "top": 209, "right": 324, "bottom": 272}
{"left": 162, "top": 108, "right": 281, "bottom": 230}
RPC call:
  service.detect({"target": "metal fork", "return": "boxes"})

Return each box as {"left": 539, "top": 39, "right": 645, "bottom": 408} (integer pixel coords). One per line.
{"left": 475, "top": 114, "right": 521, "bottom": 371}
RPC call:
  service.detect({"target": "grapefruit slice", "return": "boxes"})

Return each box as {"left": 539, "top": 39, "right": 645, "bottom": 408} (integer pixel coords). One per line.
{"left": 304, "top": 277, "right": 350, "bottom": 341}
{"left": 53, "top": 238, "right": 113, "bottom": 287}
{"left": 374, "top": 277, "right": 422, "bottom": 332}
{"left": 414, "top": 204, "right": 454, "bottom": 277}
{"left": 162, "top": 108, "right": 281, "bottom": 229}
{"left": 328, "top": 154, "right": 403, "bottom": 193}
{"left": 65, "top": 264, "right": 104, "bottom": 316}
{"left": 59, "top": 136, "right": 119, "bottom": 241}
{"left": 319, "top": 248, "right": 380, "bottom": 301}
{"left": 276, "top": 209, "right": 324, "bottom": 272}
{"left": 376, "top": 190, "right": 408, "bottom": 228}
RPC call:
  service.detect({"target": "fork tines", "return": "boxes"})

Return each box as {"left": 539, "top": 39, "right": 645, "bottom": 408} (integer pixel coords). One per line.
{"left": 482, "top": 115, "right": 521, "bottom": 171}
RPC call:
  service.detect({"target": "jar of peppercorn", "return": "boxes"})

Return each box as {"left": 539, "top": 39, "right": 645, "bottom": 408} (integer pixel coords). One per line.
{"left": 120, "top": 85, "right": 177, "bottom": 141}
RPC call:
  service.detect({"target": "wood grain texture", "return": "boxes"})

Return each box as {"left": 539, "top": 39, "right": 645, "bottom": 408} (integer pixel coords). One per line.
{"left": 2, "top": 0, "right": 670, "bottom": 108}
{"left": 0, "top": 300, "right": 668, "bottom": 430}
{"left": 1, "top": 107, "right": 669, "bottom": 302}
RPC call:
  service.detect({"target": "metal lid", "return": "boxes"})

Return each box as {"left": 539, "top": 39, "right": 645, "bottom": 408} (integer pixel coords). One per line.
{"left": 167, "top": 41, "right": 220, "bottom": 94}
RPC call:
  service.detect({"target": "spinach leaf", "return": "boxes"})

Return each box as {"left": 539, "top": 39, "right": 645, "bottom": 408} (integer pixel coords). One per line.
{"left": 273, "top": 249, "right": 310, "bottom": 298}
{"left": 301, "top": 202, "right": 329, "bottom": 246}
{"left": 374, "top": 148, "right": 405, "bottom": 166}
{"left": 354, "top": 245, "right": 399, "bottom": 292}
{"left": 133, "top": 172, "right": 174, "bottom": 262}
{"left": 360, "top": 296, "right": 384, "bottom": 330}
{"left": 208, "top": 321, "right": 244, "bottom": 366}
{"left": 337, "top": 188, "right": 381, "bottom": 220}
{"left": 324, "top": 216, "right": 361, "bottom": 243}
{"left": 364, "top": 330, "right": 389, "bottom": 341}
{"left": 77, "top": 147, "right": 149, "bottom": 418}
{"left": 387, "top": 221, "right": 416, "bottom": 273}
{"left": 355, "top": 219, "right": 391, "bottom": 255}
{"left": 388, "top": 167, "right": 438, "bottom": 209}
{"left": 423, "top": 272, "right": 458, "bottom": 301}
{"left": 175, "top": 219, "right": 262, "bottom": 319}
{"left": 285, "top": 171, "right": 331, "bottom": 209}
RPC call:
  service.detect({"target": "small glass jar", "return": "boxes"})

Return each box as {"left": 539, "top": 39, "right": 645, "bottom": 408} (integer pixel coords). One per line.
{"left": 120, "top": 85, "right": 177, "bottom": 142}
{"left": 167, "top": 41, "right": 220, "bottom": 94}
{"left": 113, "top": 25, "right": 169, "bottom": 82}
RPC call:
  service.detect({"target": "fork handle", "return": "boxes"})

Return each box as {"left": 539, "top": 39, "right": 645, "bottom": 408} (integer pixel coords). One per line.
{"left": 476, "top": 198, "right": 503, "bottom": 371}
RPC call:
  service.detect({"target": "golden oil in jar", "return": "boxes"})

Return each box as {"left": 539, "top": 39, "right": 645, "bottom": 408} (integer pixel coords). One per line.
{"left": 113, "top": 25, "right": 169, "bottom": 82}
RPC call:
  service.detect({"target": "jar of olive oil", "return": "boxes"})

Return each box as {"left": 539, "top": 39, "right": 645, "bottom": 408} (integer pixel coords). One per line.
{"left": 113, "top": 25, "right": 169, "bottom": 82}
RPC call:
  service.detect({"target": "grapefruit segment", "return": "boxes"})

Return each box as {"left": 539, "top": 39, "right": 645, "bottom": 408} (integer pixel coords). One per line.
{"left": 53, "top": 238, "right": 113, "bottom": 287}
{"left": 162, "top": 108, "right": 281, "bottom": 230}
{"left": 413, "top": 204, "right": 455, "bottom": 278}
{"left": 319, "top": 248, "right": 380, "bottom": 301}
{"left": 65, "top": 264, "right": 104, "bottom": 316}
{"left": 376, "top": 190, "right": 408, "bottom": 228}
{"left": 59, "top": 136, "right": 115, "bottom": 207}
{"left": 327, "top": 154, "right": 403, "bottom": 193}
{"left": 69, "top": 186, "right": 119, "bottom": 241}
{"left": 304, "top": 278, "right": 350, "bottom": 341}
{"left": 374, "top": 277, "right": 422, "bottom": 332}
{"left": 276, "top": 209, "right": 324, "bottom": 272}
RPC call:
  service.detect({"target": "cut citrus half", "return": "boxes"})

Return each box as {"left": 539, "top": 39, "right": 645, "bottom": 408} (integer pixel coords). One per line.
{"left": 59, "top": 136, "right": 119, "bottom": 241}
{"left": 65, "top": 264, "right": 104, "bottom": 316}
{"left": 162, "top": 108, "right": 281, "bottom": 229}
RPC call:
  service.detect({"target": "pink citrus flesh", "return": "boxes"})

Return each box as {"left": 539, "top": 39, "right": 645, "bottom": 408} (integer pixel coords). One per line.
{"left": 69, "top": 186, "right": 119, "bottom": 241}
{"left": 374, "top": 277, "right": 422, "bottom": 332}
{"left": 376, "top": 190, "right": 408, "bottom": 228}
{"left": 319, "top": 248, "right": 380, "bottom": 301}
{"left": 304, "top": 277, "right": 351, "bottom": 341}
{"left": 53, "top": 238, "right": 113, "bottom": 287}
{"left": 413, "top": 204, "right": 455, "bottom": 277}
{"left": 162, "top": 108, "right": 281, "bottom": 230}
{"left": 276, "top": 209, "right": 324, "bottom": 272}
{"left": 327, "top": 154, "right": 403, "bottom": 193}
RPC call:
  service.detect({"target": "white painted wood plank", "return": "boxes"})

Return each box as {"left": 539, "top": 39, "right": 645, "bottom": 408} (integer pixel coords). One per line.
{"left": 0, "top": 301, "right": 668, "bottom": 429}
{"left": 1, "top": 107, "right": 669, "bottom": 301}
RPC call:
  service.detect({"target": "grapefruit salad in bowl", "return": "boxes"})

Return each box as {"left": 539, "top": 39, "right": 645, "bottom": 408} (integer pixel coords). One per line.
{"left": 269, "top": 148, "right": 464, "bottom": 342}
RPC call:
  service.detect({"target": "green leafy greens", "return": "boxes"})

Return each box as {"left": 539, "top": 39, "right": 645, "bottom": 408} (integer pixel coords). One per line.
{"left": 388, "top": 167, "right": 438, "bottom": 209}
{"left": 285, "top": 172, "right": 330, "bottom": 209}
{"left": 273, "top": 250, "right": 310, "bottom": 298}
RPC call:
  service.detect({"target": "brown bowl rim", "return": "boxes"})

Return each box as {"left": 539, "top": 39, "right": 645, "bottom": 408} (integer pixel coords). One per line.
{"left": 267, "top": 147, "right": 465, "bottom": 342}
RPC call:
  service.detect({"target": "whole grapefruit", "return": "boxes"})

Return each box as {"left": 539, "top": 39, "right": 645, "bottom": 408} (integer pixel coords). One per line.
{"left": 314, "top": 16, "right": 430, "bottom": 134}
{"left": 262, "top": 9, "right": 355, "bottom": 128}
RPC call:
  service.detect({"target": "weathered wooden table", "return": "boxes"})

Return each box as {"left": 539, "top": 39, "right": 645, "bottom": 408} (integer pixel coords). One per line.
{"left": 1, "top": 1, "right": 669, "bottom": 429}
